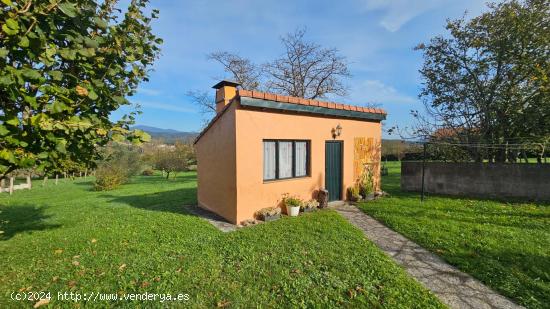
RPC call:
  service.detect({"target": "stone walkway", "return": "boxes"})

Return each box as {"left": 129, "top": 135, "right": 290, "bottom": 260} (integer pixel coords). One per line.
{"left": 332, "top": 203, "right": 523, "bottom": 309}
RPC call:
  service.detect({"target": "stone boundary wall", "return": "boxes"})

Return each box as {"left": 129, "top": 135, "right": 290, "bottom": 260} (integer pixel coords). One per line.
{"left": 401, "top": 162, "right": 550, "bottom": 201}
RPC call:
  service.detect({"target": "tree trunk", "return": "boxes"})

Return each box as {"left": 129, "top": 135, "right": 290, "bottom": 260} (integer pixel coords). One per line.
{"left": 55, "top": 174, "right": 59, "bottom": 185}
{"left": 27, "top": 174, "right": 32, "bottom": 190}
{"left": 0, "top": 179, "right": 4, "bottom": 192}
{"left": 166, "top": 172, "right": 170, "bottom": 179}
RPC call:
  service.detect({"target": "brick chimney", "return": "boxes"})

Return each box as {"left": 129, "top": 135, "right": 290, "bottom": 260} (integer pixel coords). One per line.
{"left": 212, "top": 80, "right": 240, "bottom": 113}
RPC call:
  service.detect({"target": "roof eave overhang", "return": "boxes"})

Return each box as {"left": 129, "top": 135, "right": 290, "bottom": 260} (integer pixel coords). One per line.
{"left": 240, "top": 97, "right": 386, "bottom": 121}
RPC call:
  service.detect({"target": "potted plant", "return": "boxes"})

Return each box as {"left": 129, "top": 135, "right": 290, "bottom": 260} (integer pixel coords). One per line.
{"left": 346, "top": 186, "right": 361, "bottom": 203}
{"left": 256, "top": 207, "right": 282, "bottom": 222}
{"left": 359, "top": 167, "right": 375, "bottom": 200}
{"left": 301, "top": 199, "right": 319, "bottom": 213}
{"left": 282, "top": 194, "right": 302, "bottom": 217}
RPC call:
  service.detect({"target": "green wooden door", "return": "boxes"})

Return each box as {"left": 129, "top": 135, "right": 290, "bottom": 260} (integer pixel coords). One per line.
{"left": 325, "top": 141, "right": 343, "bottom": 201}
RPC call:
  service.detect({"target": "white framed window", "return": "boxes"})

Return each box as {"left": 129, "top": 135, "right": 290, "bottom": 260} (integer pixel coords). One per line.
{"left": 263, "top": 140, "right": 310, "bottom": 181}
{"left": 263, "top": 141, "right": 276, "bottom": 180}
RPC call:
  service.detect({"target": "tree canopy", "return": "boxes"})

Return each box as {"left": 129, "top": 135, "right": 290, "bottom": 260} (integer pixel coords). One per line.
{"left": 0, "top": 0, "right": 162, "bottom": 179}
{"left": 409, "top": 0, "right": 549, "bottom": 162}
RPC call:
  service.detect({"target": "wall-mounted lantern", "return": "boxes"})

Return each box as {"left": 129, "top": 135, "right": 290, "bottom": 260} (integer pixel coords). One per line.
{"left": 331, "top": 124, "right": 342, "bottom": 139}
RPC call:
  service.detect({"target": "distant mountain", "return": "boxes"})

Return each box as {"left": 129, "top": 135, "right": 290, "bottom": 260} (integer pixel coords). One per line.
{"left": 132, "top": 125, "right": 198, "bottom": 144}
{"left": 133, "top": 125, "right": 183, "bottom": 134}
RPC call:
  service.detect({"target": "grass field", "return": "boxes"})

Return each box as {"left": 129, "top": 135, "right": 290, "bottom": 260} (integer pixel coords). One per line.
{"left": 0, "top": 173, "right": 443, "bottom": 308}
{"left": 359, "top": 161, "right": 550, "bottom": 309}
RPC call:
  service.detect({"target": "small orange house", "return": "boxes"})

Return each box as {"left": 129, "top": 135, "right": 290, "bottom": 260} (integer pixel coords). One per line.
{"left": 194, "top": 81, "right": 386, "bottom": 224}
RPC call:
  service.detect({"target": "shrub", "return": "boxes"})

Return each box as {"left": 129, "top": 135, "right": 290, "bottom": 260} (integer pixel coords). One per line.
{"left": 301, "top": 199, "right": 319, "bottom": 210}
{"left": 346, "top": 186, "right": 361, "bottom": 202}
{"left": 93, "top": 165, "right": 128, "bottom": 191}
{"left": 142, "top": 169, "right": 155, "bottom": 176}
{"left": 256, "top": 207, "right": 281, "bottom": 220}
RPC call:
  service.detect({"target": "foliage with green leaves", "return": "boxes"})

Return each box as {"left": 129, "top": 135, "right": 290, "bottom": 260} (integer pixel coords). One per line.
{"left": 358, "top": 167, "right": 374, "bottom": 198}
{"left": 403, "top": 0, "right": 549, "bottom": 162}
{"left": 282, "top": 194, "right": 302, "bottom": 207}
{"left": 152, "top": 141, "right": 195, "bottom": 179}
{"left": 0, "top": 0, "right": 162, "bottom": 179}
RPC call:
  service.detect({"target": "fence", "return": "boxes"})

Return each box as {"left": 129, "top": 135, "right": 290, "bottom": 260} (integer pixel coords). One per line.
{"left": 0, "top": 176, "right": 32, "bottom": 195}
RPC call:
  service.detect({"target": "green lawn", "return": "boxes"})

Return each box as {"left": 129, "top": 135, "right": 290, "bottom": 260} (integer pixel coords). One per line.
{"left": 0, "top": 173, "right": 443, "bottom": 308}
{"left": 360, "top": 161, "right": 550, "bottom": 309}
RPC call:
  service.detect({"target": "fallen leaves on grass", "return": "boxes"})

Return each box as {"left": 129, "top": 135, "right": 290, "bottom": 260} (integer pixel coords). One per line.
{"left": 217, "top": 300, "right": 231, "bottom": 307}
{"left": 54, "top": 249, "right": 63, "bottom": 255}
{"left": 118, "top": 264, "right": 126, "bottom": 271}
{"left": 33, "top": 298, "right": 50, "bottom": 308}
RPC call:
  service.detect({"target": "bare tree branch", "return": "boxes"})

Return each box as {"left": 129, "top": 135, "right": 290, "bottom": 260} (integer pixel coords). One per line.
{"left": 263, "top": 28, "right": 351, "bottom": 99}
{"left": 207, "top": 52, "right": 261, "bottom": 90}
{"left": 186, "top": 90, "right": 215, "bottom": 126}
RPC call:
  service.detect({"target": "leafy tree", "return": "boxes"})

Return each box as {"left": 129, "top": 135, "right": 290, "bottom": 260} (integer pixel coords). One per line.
{"left": 153, "top": 141, "right": 194, "bottom": 179}
{"left": 0, "top": 0, "right": 162, "bottom": 180}
{"left": 411, "top": 0, "right": 549, "bottom": 162}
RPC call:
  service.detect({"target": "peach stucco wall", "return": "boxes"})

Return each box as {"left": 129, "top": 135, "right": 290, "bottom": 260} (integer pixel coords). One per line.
{"left": 234, "top": 106, "right": 382, "bottom": 224}
{"left": 195, "top": 103, "right": 237, "bottom": 223}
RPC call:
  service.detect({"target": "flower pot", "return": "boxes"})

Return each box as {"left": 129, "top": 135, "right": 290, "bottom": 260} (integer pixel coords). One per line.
{"left": 286, "top": 205, "right": 300, "bottom": 217}
{"left": 363, "top": 193, "right": 375, "bottom": 201}
{"left": 263, "top": 213, "right": 281, "bottom": 222}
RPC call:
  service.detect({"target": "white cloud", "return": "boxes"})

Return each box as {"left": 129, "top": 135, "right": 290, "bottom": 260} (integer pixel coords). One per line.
{"left": 138, "top": 88, "right": 162, "bottom": 96}
{"left": 135, "top": 101, "right": 195, "bottom": 113}
{"left": 351, "top": 80, "right": 417, "bottom": 105}
{"left": 359, "top": 0, "right": 445, "bottom": 32}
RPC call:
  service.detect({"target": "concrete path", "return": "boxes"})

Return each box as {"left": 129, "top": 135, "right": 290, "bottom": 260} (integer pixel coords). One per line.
{"left": 332, "top": 203, "right": 523, "bottom": 309}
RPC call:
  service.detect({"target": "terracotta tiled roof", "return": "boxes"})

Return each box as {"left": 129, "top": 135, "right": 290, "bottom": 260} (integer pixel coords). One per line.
{"left": 195, "top": 89, "right": 387, "bottom": 144}
{"left": 237, "top": 89, "right": 387, "bottom": 115}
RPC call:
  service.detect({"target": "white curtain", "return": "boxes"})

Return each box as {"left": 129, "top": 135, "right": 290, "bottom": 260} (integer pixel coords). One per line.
{"left": 295, "top": 142, "right": 307, "bottom": 177}
{"left": 263, "top": 141, "right": 276, "bottom": 180}
{"left": 278, "top": 141, "right": 293, "bottom": 178}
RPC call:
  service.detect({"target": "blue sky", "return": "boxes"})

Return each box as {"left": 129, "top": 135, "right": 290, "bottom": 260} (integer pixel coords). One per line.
{"left": 113, "top": 0, "right": 494, "bottom": 137}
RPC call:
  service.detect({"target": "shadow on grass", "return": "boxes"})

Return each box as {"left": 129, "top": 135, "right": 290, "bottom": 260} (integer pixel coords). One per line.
{"left": 100, "top": 187, "right": 197, "bottom": 215}
{"left": 0, "top": 205, "right": 61, "bottom": 240}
